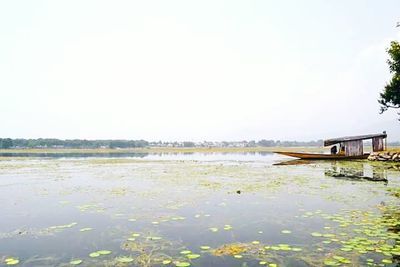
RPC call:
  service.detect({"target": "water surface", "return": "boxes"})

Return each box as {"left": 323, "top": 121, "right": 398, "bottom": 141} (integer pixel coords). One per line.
{"left": 0, "top": 153, "right": 399, "bottom": 266}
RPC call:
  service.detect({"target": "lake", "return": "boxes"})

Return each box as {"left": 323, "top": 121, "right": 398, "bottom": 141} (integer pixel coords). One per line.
{"left": 0, "top": 152, "right": 399, "bottom": 266}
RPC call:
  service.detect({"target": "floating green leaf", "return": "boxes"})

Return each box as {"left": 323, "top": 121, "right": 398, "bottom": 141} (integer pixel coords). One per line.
{"left": 324, "top": 259, "right": 339, "bottom": 266}
{"left": 69, "top": 259, "right": 83, "bottom": 265}
{"left": 175, "top": 262, "right": 190, "bottom": 267}
{"left": 116, "top": 256, "right": 134, "bottom": 263}
{"left": 89, "top": 252, "right": 100, "bottom": 258}
{"left": 5, "top": 258, "right": 19, "bottom": 265}
{"left": 97, "top": 250, "right": 112, "bottom": 255}
{"left": 186, "top": 254, "right": 200, "bottom": 259}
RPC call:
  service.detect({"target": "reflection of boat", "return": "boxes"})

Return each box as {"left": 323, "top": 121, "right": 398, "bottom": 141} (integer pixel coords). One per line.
{"left": 273, "top": 159, "right": 314, "bottom": 166}
{"left": 274, "top": 151, "right": 369, "bottom": 160}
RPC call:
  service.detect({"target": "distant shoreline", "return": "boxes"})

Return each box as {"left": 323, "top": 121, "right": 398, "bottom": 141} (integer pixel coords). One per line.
{"left": 0, "top": 146, "right": 330, "bottom": 154}
{"left": 0, "top": 146, "right": 381, "bottom": 154}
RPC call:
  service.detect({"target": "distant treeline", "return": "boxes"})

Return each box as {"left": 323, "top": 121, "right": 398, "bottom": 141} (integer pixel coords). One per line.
{"left": 0, "top": 138, "right": 149, "bottom": 149}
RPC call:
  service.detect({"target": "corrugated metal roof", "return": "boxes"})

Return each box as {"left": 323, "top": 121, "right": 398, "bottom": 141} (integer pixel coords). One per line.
{"left": 324, "top": 132, "right": 387, "bottom": 146}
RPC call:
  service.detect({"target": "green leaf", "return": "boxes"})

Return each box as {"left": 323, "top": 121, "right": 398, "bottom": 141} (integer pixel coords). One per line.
{"left": 116, "top": 256, "right": 134, "bottom": 263}
{"left": 175, "top": 262, "right": 190, "bottom": 267}
{"left": 186, "top": 254, "right": 200, "bottom": 259}
{"left": 97, "top": 250, "right": 112, "bottom": 255}
{"left": 89, "top": 252, "right": 100, "bottom": 258}
{"left": 69, "top": 259, "right": 83, "bottom": 265}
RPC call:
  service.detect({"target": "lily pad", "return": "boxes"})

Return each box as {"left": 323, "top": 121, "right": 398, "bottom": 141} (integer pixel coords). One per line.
{"left": 180, "top": 250, "right": 192, "bottom": 255}
{"left": 89, "top": 252, "right": 100, "bottom": 258}
{"left": 5, "top": 258, "right": 19, "bottom": 265}
{"left": 97, "top": 250, "right": 112, "bottom": 255}
{"left": 186, "top": 254, "right": 200, "bottom": 259}
{"left": 163, "top": 260, "right": 172, "bottom": 265}
{"left": 69, "top": 259, "right": 83, "bottom": 265}
{"left": 200, "top": 246, "right": 210, "bottom": 250}
{"left": 175, "top": 262, "right": 190, "bottom": 267}
{"left": 323, "top": 259, "right": 339, "bottom": 266}
{"left": 281, "top": 230, "right": 291, "bottom": 234}
{"left": 116, "top": 256, "right": 134, "bottom": 263}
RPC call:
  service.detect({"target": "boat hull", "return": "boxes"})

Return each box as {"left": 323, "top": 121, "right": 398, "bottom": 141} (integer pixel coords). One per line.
{"left": 274, "top": 151, "right": 369, "bottom": 160}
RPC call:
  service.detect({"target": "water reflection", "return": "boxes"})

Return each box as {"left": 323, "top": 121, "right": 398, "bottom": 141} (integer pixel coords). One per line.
{"left": 324, "top": 161, "right": 388, "bottom": 182}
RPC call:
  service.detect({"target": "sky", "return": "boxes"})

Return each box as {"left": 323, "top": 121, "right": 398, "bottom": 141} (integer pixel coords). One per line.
{"left": 1, "top": 1, "right": 400, "bottom": 142}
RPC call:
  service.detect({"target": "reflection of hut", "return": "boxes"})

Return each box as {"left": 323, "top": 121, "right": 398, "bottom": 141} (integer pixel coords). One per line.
{"left": 324, "top": 132, "right": 387, "bottom": 157}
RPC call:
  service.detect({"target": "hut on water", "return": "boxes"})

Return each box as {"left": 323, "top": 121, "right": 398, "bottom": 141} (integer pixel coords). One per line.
{"left": 324, "top": 132, "right": 387, "bottom": 157}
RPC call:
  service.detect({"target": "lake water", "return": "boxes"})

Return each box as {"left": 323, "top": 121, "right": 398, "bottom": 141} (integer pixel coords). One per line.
{"left": 0, "top": 153, "right": 399, "bottom": 266}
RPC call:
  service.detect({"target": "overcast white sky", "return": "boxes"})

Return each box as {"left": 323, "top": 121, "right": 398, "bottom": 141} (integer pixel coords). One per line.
{"left": 1, "top": 1, "right": 400, "bottom": 141}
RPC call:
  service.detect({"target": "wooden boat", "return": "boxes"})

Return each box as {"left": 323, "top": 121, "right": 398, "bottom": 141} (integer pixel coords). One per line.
{"left": 274, "top": 151, "right": 369, "bottom": 160}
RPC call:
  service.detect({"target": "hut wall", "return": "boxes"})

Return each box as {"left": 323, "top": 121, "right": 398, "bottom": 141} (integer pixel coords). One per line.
{"left": 344, "top": 140, "right": 363, "bottom": 156}
{"left": 372, "top": 137, "right": 384, "bottom": 152}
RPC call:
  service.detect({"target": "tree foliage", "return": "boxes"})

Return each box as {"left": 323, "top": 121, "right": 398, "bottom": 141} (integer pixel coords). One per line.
{"left": 379, "top": 41, "right": 400, "bottom": 114}
{"left": 0, "top": 138, "right": 13, "bottom": 149}
{"left": 0, "top": 138, "right": 149, "bottom": 149}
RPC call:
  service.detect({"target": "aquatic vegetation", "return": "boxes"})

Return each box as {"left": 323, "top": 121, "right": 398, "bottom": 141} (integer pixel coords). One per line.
{"left": 174, "top": 262, "right": 190, "bottom": 267}
{"left": 69, "top": 259, "right": 83, "bottom": 265}
{"left": 79, "top": 227, "right": 93, "bottom": 232}
{"left": 213, "top": 243, "right": 248, "bottom": 256}
{"left": 89, "top": 252, "right": 100, "bottom": 258}
{"left": 116, "top": 256, "right": 134, "bottom": 263}
{"left": 0, "top": 154, "right": 399, "bottom": 267}
{"left": 223, "top": 224, "right": 233, "bottom": 230}
{"left": 4, "top": 258, "right": 19, "bottom": 265}
{"left": 48, "top": 222, "right": 77, "bottom": 230}
{"left": 185, "top": 254, "right": 200, "bottom": 259}
{"left": 162, "top": 259, "right": 172, "bottom": 264}
{"left": 97, "top": 250, "right": 112, "bottom": 255}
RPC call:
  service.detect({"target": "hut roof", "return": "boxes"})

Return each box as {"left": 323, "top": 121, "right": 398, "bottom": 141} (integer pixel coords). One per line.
{"left": 324, "top": 133, "right": 387, "bottom": 146}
